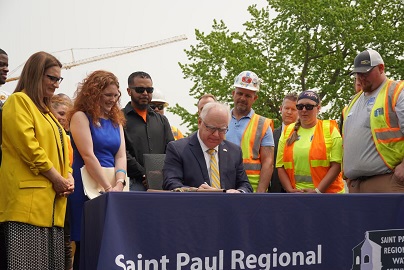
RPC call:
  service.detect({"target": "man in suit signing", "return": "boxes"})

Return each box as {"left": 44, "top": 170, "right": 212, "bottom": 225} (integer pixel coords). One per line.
{"left": 163, "top": 102, "right": 253, "bottom": 193}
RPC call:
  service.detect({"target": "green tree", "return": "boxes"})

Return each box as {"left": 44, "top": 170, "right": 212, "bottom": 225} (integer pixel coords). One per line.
{"left": 170, "top": 0, "right": 404, "bottom": 133}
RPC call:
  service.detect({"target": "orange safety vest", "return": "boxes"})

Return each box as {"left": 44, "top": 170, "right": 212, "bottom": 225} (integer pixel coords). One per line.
{"left": 283, "top": 120, "right": 344, "bottom": 193}
{"left": 171, "top": 126, "right": 184, "bottom": 141}
{"left": 240, "top": 113, "right": 274, "bottom": 191}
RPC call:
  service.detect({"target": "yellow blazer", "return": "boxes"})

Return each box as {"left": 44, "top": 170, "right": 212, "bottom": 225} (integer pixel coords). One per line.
{"left": 0, "top": 92, "right": 71, "bottom": 227}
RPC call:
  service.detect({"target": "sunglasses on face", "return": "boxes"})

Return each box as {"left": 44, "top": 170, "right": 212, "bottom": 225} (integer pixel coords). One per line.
{"left": 150, "top": 104, "right": 165, "bottom": 110}
{"left": 296, "top": 104, "right": 318, "bottom": 110}
{"left": 129, "top": 86, "right": 154, "bottom": 94}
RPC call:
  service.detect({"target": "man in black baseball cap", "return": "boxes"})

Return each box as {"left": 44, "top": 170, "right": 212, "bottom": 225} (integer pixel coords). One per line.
{"left": 343, "top": 48, "right": 404, "bottom": 193}
{"left": 350, "top": 48, "right": 384, "bottom": 75}
{"left": 349, "top": 49, "right": 386, "bottom": 93}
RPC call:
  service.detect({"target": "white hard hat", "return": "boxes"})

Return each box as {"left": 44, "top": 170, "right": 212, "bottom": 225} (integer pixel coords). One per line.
{"left": 151, "top": 89, "right": 169, "bottom": 107}
{"left": 233, "top": 71, "right": 261, "bottom": 92}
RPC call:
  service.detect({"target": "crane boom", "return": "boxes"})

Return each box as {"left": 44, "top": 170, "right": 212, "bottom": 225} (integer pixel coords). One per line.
{"left": 5, "top": 34, "right": 187, "bottom": 82}
{"left": 63, "top": 35, "right": 187, "bottom": 69}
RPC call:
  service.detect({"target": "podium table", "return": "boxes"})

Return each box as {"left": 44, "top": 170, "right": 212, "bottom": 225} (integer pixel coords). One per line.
{"left": 81, "top": 192, "right": 404, "bottom": 270}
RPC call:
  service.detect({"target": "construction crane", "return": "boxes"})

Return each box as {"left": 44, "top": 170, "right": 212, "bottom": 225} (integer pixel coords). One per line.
{"left": 5, "top": 35, "right": 187, "bottom": 82}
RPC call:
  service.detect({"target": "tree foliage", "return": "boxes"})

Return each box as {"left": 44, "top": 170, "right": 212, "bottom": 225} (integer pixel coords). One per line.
{"left": 170, "top": 0, "right": 404, "bottom": 133}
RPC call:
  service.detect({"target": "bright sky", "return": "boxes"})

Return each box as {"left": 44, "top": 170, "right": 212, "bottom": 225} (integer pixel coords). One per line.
{"left": 1, "top": 0, "right": 267, "bottom": 133}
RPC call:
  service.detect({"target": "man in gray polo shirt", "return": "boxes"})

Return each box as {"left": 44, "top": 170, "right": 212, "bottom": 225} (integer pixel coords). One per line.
{"left": 343, "top": 49, "right": 404, "bottom": 192}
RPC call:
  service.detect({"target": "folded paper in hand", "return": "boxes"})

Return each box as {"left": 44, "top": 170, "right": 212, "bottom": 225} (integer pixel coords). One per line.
{"left": 81, "top": 166, "right": 129, "bottom": 199}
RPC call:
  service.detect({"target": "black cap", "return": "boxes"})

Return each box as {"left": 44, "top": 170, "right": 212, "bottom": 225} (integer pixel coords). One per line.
{"left": 350, "top": 49, "right": 384, "bottom": 75}
{"left": 298, "top": 91, "right": 320, "bottom": 104}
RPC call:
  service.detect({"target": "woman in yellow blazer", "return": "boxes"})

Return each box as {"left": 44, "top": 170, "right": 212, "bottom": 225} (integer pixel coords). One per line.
{"left": 0, "top": 51, "right": 74, "bottom": 269}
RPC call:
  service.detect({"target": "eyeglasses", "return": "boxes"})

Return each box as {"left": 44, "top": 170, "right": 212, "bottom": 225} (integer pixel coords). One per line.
{"left": 150, "top": 104, "right": 165, "bottom": 110}
{"left": 296, "top": 104, "right": 318, "bottom": 111}
{"left": 46, "top": 74, "right": 63, "bottom": 84}
{"left": 128, "top": 86, "right": 154, "bottom": 94}
{"left": 203, "top": 121, "right": 228, "bottom": 134}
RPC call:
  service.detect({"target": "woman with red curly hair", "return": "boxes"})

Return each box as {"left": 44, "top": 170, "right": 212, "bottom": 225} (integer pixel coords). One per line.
{"left": 67, "top": 70, "right": 126, "bottom": 268}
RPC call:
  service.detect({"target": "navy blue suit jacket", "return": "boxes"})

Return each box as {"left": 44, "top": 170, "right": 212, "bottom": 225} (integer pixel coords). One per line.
{"left": 163, "top": 133, "right": 252, "bottom": 192}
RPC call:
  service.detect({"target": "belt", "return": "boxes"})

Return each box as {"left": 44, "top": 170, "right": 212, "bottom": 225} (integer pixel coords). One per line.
{"left": 354, "top": 176, "right": 373, "bottom": 181}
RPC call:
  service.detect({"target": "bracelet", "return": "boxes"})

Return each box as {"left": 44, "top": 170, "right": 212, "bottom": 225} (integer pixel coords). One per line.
{"left": 315, "top": 188, "right": 322, "bottom": 193}
{"left": 105, "top": 186, "right": 112, "bottom": 191}
{"left": 115, "top": 169, "right": 127, "bottom": 175}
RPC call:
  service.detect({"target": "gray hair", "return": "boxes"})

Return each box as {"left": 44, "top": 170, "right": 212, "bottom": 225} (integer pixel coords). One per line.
{"left": 200, "top": 102, "right": 231, "bottom": 123}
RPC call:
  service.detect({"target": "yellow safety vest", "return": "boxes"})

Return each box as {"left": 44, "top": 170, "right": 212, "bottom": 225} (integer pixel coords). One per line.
{"left": 240, "top": 113, "right": 274, "bottom": 192}
{"left": 282, "top": 120, "right": 344, "bottom": 193}
{"left": 171, "top": 126, "right": 184, "bottom": 140}
{"left": 344, "top": 80, "right": 404, "bottom": 169}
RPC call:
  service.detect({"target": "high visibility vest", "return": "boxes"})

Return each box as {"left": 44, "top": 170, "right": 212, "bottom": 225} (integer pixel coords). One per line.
{"left": 282, "top": 120, "right": 344, "bottom": 193}
{"left": 343, "top": 80, "right": 404, "bottom": 169}
{"left": 240, "top": 113, "right": 274, "bottom": 191}
{"left": 171, "top": 126, "right": 184, "bottom": 140}
{"left": 342, "top": 106, "right": 348, "bottom": 120}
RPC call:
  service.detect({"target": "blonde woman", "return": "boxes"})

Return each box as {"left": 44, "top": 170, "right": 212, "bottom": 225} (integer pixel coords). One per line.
{"left": 276, "top": 90, "right": 345, "bottom": 193}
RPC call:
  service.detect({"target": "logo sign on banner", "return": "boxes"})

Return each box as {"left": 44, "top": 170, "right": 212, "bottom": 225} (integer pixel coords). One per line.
{"left": 351, "top": 229, "right": 404, "bottom": 269}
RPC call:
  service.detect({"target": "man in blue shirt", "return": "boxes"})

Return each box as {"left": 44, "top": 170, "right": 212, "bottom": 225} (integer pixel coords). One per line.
{"left": 226, "top": 71, "right": 275, "bottom": 192}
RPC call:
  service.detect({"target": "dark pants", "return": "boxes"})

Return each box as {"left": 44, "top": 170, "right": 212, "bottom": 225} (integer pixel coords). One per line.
{"left": 73, "top": 242, "right": 80, "bottom": 270}
{"left": 130, "top": 178, "right": 147, "bottom": 191}
{"left": 65, "top": 200, "right": 73, "bottom": 269}
{"left": 0, "top": 223, "right": 7, "bottom": 270}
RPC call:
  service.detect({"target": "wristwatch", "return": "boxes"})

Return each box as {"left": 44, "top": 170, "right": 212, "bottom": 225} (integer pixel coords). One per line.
{"left": 116, "top": 178, "right": 126, "bottom": 187}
